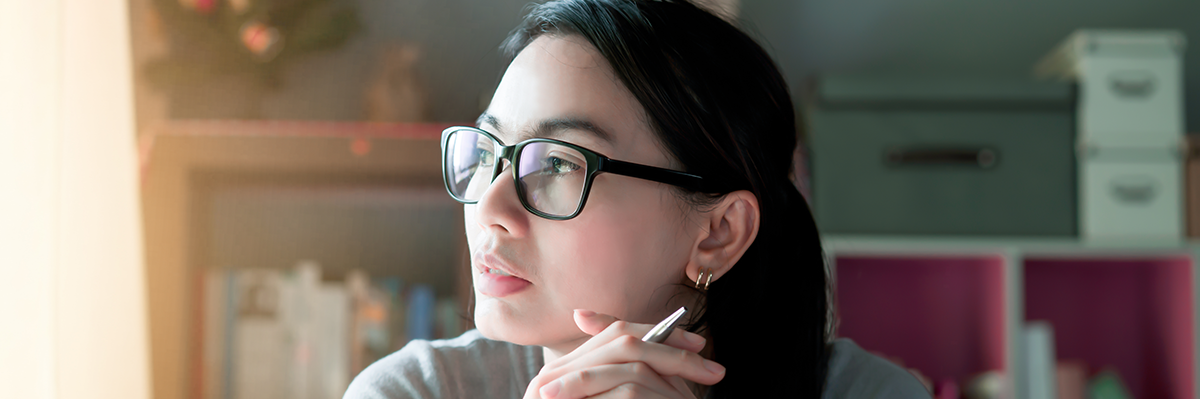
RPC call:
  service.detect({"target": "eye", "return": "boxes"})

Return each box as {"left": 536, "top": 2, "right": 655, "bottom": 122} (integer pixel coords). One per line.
{"left": 545, "top": 156, "right": 581, "bottom": 174}
{"left": 477, "top": 147, "right": 495, "bottom": 167}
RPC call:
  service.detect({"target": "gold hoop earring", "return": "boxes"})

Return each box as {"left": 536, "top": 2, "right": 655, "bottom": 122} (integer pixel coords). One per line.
{"left": 695, "top": 268, "right": 714, "bottom": 290}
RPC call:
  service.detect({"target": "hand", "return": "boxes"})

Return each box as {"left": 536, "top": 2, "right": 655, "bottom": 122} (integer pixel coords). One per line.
{"left": 524, "top": 310, "right": 726, "bottom": 399}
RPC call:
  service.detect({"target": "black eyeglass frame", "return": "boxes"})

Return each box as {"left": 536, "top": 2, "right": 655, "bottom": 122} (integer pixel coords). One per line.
{"left": 440, "top": 126, "right": 709, "bottom": 220}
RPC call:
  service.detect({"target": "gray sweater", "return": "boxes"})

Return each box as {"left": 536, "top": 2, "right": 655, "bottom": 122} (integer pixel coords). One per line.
{"left": 344, "top": 330, "right": 932, "bottom": 399}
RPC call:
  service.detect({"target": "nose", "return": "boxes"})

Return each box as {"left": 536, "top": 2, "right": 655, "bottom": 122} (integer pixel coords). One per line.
{"left": 473, "top": 158, "right": 529, "bottom": 237}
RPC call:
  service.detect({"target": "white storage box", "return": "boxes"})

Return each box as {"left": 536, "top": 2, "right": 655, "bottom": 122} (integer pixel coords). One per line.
{"left": 1037, "top": 30, "right": 1186, "bottom": 148}
{"left": 1079, "top": 147, "right": 1183, "bottom": 241}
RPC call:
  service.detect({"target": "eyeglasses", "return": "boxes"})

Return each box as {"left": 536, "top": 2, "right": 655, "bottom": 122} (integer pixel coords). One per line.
{"left": 441, "top": 126, "right": 708, "bottom": 220}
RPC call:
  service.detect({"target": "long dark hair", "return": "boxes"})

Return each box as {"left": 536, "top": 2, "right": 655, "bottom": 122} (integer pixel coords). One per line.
{"left": 502, "top": 0, "right": 830, "bottom": 397}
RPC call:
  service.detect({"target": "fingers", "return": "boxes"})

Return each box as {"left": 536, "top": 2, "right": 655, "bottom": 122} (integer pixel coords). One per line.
{"left": 542, "top": 317, "right": 636, "bottom": 371}
{"left": 545, "top": 311, "right": 699, "bottom": 371}
{"left": 588, "top": 383, "right": 674, "bottom": 399}
{"left": 664, "top": 376, "right": 692, "bottom": 396}
{"left": 538, "top": 363, "right": 681, "bottom": 399}
{"left": 526, "top": 310, "right": 721, "bottom": 399}
{"left": 573, "top": 309, "right": 616, "bottom": 335}
{"left": 573, "top": 310, "right": 707, "bottom": 353}
{"left": 567, "top": 334, "right": 725, "bottom": 386}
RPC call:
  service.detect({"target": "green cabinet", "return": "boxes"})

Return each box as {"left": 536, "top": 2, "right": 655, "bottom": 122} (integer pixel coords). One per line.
{"left": 808, "top": 76, "right": 1077, "bottom": 236}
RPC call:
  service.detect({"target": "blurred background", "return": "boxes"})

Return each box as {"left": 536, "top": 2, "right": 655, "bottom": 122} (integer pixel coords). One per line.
{"left": 5, "top": 0, "right": 1200, "bottom": 399}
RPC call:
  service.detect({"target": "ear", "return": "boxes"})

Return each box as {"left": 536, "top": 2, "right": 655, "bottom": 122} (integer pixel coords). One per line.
{"left": 686, "top": 190, "right": 760, "bottom": 286}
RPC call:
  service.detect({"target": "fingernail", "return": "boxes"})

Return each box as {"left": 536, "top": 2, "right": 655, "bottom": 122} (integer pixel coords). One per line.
{"left": 540, "top": 380, "right": 561, "bottom": 398}
{"left": 704, "top": 359, "right": 726, "bottom": 375}
{"left": 574, "top": 309, "right": 596, "bottom": 318}
{"left": 684, "top": 332, "right": 706, "bottom": 346}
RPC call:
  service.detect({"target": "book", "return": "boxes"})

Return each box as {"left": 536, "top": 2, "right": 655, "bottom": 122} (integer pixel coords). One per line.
{"left": 406, "top": 284, "right": 435, "bottom": 341}
{"left": 347, "top": 270, "right": 392, "bottom": 375}
{"left": 1022, "top": 321, "right": 1057, "bottom": 399}
{"left": 313, "top": 284, "right": 350, "bottom": 398}
{"left": 231, "top": 268, "right": 288, "bottom": 399}
{"left": 197, "top": 262, "right": 454, "bottom": 399}
{"left": 202, "top": 270, "right": 230, "bottom": 399}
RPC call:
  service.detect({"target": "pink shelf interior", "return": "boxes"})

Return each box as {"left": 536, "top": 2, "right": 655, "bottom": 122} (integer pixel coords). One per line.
{"left": 835, "top": 255, "right": 1007, "bottom": 386}
{"left": 1025, "top": 257, "right": 1194, "bottom": 399}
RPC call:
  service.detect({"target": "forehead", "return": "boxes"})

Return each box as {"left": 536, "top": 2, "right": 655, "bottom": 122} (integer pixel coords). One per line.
{"left": 483, "top": 35, "right": 654, "bottom": 156}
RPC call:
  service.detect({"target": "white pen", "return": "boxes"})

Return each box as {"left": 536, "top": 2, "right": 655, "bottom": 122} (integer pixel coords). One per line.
{"left": 641, "top": 306, "right": 688, "bottom": 343}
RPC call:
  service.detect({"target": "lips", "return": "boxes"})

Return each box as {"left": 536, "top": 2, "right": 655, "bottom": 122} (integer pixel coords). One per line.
{"left": 473, "top": 252, "right": 532, "bottom": 298}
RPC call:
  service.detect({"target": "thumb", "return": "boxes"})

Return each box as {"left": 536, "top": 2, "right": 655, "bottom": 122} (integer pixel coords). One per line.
{"left": 573, "top": 309, "right": 618, "bottom": 336}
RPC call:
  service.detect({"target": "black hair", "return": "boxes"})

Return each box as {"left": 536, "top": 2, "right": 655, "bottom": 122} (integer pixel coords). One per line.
{"left": 502, "top": 0, "right": 830, "bottom": 397}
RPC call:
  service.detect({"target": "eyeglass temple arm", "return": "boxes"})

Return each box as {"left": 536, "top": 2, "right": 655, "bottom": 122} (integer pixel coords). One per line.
{"left": 599, "top": 158, "right": 710, "bottom": 192}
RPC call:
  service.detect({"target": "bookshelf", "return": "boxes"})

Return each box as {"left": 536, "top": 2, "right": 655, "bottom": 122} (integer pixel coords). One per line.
{"left": 141, "top": 120, "right": 470, "bottom": 399}
{"left": 835, "top": 254, "right": 1007, "bottom": 386}
{"left": 1025, "top": 256, "right": 1193, "bottom": 398}
{"left": 140, "top": 120, "right": 1197, "bottom": 399}
{"left": 824, "top": 235, "right": 1198, "bottom": 399}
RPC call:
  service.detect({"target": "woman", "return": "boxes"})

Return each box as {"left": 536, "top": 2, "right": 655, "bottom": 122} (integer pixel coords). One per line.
{"left": 346, "top": 0, "right": 930, "bottom": 398}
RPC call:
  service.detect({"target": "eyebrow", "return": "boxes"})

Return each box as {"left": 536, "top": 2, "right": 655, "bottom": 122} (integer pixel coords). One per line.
{"left": 476, "top": 112, "right": 614, "bottom": 145}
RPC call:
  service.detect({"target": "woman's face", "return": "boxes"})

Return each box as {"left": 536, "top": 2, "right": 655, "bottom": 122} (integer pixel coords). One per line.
{"left": 467, "top": 35, "right": 700, "bottom": 352}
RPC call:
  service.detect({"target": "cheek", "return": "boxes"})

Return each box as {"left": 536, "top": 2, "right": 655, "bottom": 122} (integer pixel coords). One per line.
{"left": 541, "top": 185, "right": 689, "bottom": 316}
{"left": 463, "top": 205, "right": 479, "bottom": 248}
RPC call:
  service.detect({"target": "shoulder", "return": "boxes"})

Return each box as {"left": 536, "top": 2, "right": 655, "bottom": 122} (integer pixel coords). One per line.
{"left": 343, "top": 330, "right": 544, "bottom": 399}
{"left": 823, "top": 338, "right": 933, "bottom": 399}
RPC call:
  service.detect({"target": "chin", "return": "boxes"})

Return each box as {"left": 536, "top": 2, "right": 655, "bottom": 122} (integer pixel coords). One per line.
{"left": 473, "top": 294, "right": 581, "bottom": 349}
{"left": 472, "top": 294, "right": 541, "bottom": 346}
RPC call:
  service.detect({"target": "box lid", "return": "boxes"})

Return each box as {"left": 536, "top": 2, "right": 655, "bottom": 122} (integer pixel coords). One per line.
{"left": 1035, "top": 30, "right": 1186, "bottom": 80}
{"left": 812, "top": 74, "right": 1073, "bottom": 109}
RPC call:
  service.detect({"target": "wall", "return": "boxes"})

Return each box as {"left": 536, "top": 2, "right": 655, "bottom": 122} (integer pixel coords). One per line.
{"left": 0, "top": 1, "right": 151, "bottom": 399}
{"left": 741, "top": 0, "right": 1200, "bottom": 131}
{"left": 142, "top": 0, "right": 740, "bottom": 123}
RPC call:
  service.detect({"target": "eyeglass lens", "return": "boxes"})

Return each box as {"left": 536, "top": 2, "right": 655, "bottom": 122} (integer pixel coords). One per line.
{"left": 444, "top": 129, "right": 589, "bottom": 217}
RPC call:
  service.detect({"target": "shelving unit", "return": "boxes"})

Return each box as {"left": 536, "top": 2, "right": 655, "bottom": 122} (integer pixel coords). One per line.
{"left": 825, "top": 235, "right": 1198, "bottom": 399}
{"left": 141, "top": 120, "right": 468, "bottom": 399}
{"left": 138, "top": 120, "right": 1198, "bottom": 399}
{"left": 836, "top": 254, "right": 1007, "bottom": 385}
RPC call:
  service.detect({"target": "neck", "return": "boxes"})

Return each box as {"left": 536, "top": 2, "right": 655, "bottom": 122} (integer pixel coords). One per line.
{"left": 540, "top": 336, "right": 589, "bottom": 365}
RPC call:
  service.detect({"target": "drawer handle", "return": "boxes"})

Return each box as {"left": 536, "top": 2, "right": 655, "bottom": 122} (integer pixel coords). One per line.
{"left": 885, "top": 147, "right": 998, "bottom": 168}
{"left": 1109, "top": 175, "right": 1157, "bottom": 204}
{"left": 1108, "top": 70, "right": 1156, "bottom": 99}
